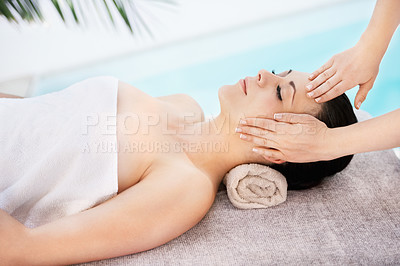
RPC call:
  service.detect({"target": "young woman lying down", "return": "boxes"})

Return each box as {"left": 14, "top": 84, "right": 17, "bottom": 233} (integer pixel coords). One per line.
{"left": 0, "top": 69, "right": 356, "bottom": 265}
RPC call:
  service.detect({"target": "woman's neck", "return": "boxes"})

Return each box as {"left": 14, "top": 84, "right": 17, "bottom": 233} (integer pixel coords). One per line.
{"left": 175, "top": 113, "right": 265, "bottom": 185}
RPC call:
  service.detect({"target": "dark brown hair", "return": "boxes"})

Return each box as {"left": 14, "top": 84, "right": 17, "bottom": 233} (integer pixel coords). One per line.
{"left": 270, "top": 93, "right": 358, "bottom": 190}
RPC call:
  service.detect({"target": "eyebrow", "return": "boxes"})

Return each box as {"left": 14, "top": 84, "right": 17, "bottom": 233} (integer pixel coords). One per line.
{"left": 279, "top": 69, "right": 292, "bottom": 77}
{"left": 289, "top": 81, "right": 296, "bottom": 106}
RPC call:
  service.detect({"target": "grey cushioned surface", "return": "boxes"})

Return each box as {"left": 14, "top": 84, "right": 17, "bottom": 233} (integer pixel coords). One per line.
{"left": 79, "top": 111, "right": 400, "bottom": 265}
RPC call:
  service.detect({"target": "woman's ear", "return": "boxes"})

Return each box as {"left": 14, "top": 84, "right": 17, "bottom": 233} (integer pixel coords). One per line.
{"left": 263, "top": 156, "right": 286, "bottom": 164}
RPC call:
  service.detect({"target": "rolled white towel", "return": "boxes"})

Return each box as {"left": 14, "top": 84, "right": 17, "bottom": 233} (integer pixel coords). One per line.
{"left": 223, "top": 164, "right": 288, "bottom": 209}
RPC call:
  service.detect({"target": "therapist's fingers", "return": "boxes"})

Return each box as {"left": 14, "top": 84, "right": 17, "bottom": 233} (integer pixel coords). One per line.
{"left": 238, "top": 132, "right": 280, "bottom": 150}
{"left": 240, "top": 117, "right": 278, "bottom": 132}
{"left": 306, "top": 67, "right": 336, "bottom": 92}
{"left": 308, "top": 58, "right": 334, "bottom": 81}
{"left": 307, "top": 73, "right": 341, "bottom": 100}
{"left": 313, "top": 81, "right": 349, "bottom": 103}
{"left": 273, "top": 113, "right": 316, "bottom": 124}
{"left": 236, "top": 124, "right": 276, "bottom": 139}
{"left": 239, "top": 119, "right": 295, "bottom": 135}
{"left": 252, "top": 147, "right": 286, "bottom": 162}
{"left": 354, "top": 77, "right": 375, "bottom": 109}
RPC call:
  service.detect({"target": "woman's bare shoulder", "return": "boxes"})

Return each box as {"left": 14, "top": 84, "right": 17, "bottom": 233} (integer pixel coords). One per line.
{"left": 157, "top": 93, "right": 205, "bottom": 122}
{"left": 117, "top": 80, "right": 204, "bottom": 121}
{"left": 0, "top": 92, "right": 23, "bottom": 99}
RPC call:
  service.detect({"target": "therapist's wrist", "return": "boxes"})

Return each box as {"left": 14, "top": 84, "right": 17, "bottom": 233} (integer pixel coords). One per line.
{"left": 324, "top": 127, "right": 347, "bottom": 160}
{"left": 356, "top": 38, "right": 386, "bottom": 61}
{"left": 357, "top": 28, "right": 391, "bottom": 59}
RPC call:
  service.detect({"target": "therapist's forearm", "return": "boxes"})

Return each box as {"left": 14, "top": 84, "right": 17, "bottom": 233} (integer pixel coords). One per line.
{"left": 358, "top": 0, "right": 400, "bottom": 57}
{"left": 328, "top": 109, "right": 400, "bottom": 158}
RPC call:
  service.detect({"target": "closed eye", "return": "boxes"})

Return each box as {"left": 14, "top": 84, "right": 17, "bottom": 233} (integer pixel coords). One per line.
{"left": 276, "top": 85, "right": 282, "bottom": 101}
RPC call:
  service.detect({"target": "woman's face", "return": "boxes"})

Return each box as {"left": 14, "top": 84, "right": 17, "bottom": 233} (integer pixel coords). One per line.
{"left": 218, "top": 69, "right": 321, "bottom": 119}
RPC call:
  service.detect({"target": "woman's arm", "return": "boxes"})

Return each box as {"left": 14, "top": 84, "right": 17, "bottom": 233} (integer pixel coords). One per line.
{"left": 306, "top": 0, "right": 400, "bottom": 107}
{"left": 236, "top": 109, "right": 400, "bottom": 163}
{"left": 0, "top": 92, "right": 23, "bottom": 99}
{"left": 327, "top": 108, "right": 400, "bottom": 158}
{"left": 358, "top": 0, "right": 400, "bottom": 57}
{"left": 23, "top": 171, "right": 214, "bottom": 265}
{"left": 0, "top": 209, "right": 30, "bottom": 265}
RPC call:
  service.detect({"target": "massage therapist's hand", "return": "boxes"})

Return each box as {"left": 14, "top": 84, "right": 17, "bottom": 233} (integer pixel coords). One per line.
{"left": 306, "top": 43, "right": 381, "bottom": 109}
{"left": 237, "top": 113, "right": 334, "bottom": 163}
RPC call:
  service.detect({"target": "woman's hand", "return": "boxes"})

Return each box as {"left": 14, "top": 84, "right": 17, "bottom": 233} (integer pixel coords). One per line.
{"left": 237, "top": 113, "right": 335, "bottom": 163}
{"left": 0, "top": 209, "right": 30, "bottom": 265}
{"left": 306, "top": 42, "right": 381, "bottom": 109}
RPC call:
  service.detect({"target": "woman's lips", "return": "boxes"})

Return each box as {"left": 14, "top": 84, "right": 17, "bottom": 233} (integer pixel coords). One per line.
{"left": 240, "top": 78, "right": 247, "bottom": 95}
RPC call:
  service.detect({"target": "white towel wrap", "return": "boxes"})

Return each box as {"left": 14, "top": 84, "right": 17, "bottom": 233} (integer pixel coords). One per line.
{"left": 0, "top": 76, "right": 119, "bottom": 228}
{"left": 223, "top": 164, "right": 288, "bottom": 209}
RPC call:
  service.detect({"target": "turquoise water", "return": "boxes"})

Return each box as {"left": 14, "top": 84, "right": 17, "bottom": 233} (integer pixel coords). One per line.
{"left": 36, "top": 19, "right": 399, "bottom": 117}
{"left": 128, "top": 20, "right": 399, "bottom": 116}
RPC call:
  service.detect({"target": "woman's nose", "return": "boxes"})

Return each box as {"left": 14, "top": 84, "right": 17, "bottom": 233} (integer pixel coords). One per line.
{"left": 257, "top": 69, "right": 278, "bottom": 88}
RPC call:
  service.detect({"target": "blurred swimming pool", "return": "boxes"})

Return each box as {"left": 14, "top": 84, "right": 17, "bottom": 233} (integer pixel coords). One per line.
{"left": 34, "top": 0, "right": 399, "bottom": 118}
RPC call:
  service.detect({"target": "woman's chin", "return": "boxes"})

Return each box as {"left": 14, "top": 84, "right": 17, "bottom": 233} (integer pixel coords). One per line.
{"left": 218, "top": 83, "right": 239, "bottom": 103}
{"left": 217, "top": 85, "right": 228, "bottom": 111}
{"left": 218, "top": 84, "right": 245, "bottom": 118}
{"left": 218, "top": 84, "right": 230, "bottom": 98}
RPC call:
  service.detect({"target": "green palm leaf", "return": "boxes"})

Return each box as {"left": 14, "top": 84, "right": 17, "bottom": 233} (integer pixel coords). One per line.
{"left": 112, "top": 0, "right": 133, "bottom": 33}
{"left": 51, "top": 0, "right": 65, "bottom": 22}
{"left": 0, "top": 0, "right": 177, "bottom": 36}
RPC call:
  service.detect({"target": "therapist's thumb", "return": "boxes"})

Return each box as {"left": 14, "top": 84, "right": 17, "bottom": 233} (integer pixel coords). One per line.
{"left": 273, "top": 113, "right": 314, "bottom": 124}
{"left": 355, "top": 78, "right": 375, "bottom": 110}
